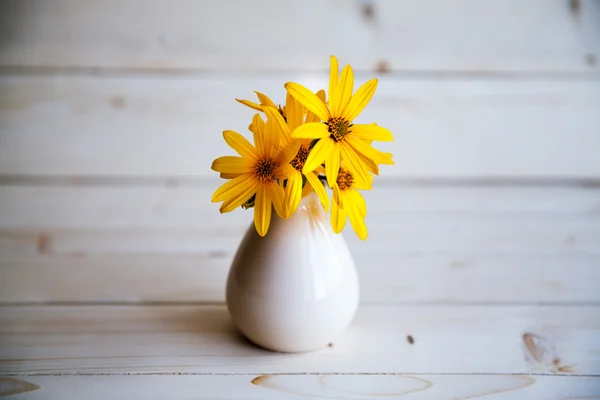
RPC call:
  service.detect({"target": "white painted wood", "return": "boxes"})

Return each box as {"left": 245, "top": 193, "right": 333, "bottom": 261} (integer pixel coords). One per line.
{"left": 1, "top": 0, "right": 598, "bottom": 72}
{"left": 2, "top": 253, "right": 600, "bottom": 304}
{"left": 0, "top": 185, "right": 598, "bottom": 303}
{"left": 2, "top": 185, "right": 599, "bottom": 230}
{"left": 0, "top": 184, "right": 600, "bottom": 302}
{"left": 1, "top": 76, "right": 599, "bottom": 178}
{"left": 1, "top": 305, "right": 599, "bottom": 374}
{"left": 1, "top": 375, "right": 599, "bottom": 400}
{"left": 1, "top": 1, "right": 598, "bottom": 396}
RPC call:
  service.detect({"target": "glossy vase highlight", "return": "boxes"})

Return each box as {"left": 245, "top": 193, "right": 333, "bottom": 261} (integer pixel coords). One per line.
{"left": 226, "top": 192, "right": 359, "bottom": 353}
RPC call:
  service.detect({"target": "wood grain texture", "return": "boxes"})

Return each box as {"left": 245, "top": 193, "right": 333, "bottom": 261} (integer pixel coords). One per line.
{"left": 1, "top": 76, "right": 599, "bottom": 178}
{"left": 1, "top": 2, "right": 599, "bottom": 397}
{"left": 3, "top": 253, "right": 600, "bottom": 304}
{"left": 1, "top": 305, "right": 599, "bottom": 375}
{"left": 0, "top": 185, "right": 598, "bottom": 303}
{"left": 1, "top": 0, "right": 599, "bottom": 73}
{"left": 2, "top": 374, "right": 599, "bottom": 400}
{"left": 3, "top": 185, "right": 599, "bottom": 230}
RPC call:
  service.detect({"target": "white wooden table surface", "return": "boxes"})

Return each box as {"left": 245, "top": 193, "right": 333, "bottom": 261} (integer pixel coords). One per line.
{"left": 1, "top": 1, "right": 600, "bottom": 398}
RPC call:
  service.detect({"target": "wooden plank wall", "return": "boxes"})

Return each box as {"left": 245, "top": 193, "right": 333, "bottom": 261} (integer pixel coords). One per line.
{"left": 0, "top": 0, "right": 599, "bottom": 306}
{"left": 1, "top": 1, "right": 600, "bottom": 397}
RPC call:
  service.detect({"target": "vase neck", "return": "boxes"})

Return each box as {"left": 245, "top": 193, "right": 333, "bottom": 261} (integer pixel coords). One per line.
{"left": 271, "top": 191, "right": 326, "bottom": 227}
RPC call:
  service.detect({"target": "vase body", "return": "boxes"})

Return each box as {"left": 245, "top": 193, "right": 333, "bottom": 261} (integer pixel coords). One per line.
{"left": 226, "top": 192, "right": 359, "bottom": 353}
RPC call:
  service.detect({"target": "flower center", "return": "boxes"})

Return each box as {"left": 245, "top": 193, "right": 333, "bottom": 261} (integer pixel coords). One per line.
{"left": 336, "top": 168, "right": 354, "bottom": 190}
{"left": 290, "top": 146, "right": 309, "bottom": 171}
{"left": 328, "top": 117, "right": 351, "bottom": 142}
{"left": 254, "top": 159, "right": 276, "bottom": 183}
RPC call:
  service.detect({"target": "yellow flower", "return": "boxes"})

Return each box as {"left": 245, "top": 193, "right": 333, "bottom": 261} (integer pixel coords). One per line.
{"left": 262, "top": 93, "right": 330, "bottom": 216}
{"left": 236, "top": 89, "right": 327, "bottom": 121}
{"left": 211, "top": 116, "right": 300, "bottom": 237}
{"left": 236, "top": 91, "right": 282, "bottom": 132}
{"left": 285, "top": 55, "right": 394, "bottom": 188}
{"left": 354, "top": 123, "right": 394, "bottom": 175}
{"left": 236, "top": 91, "right": 278, "bottom": 114}
{"left": 237, "top": 89, "right": 330, "bottom": 216}
{"left": 331, "top": 166, "right": 371, "bottom": 240}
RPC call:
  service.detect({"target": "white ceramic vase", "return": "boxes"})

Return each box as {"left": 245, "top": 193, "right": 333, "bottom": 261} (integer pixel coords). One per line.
{"left": 226, "top": 192, "right": 359, "bottom": 353}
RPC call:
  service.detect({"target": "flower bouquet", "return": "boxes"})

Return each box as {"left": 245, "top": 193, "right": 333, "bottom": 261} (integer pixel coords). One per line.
{"left": 211, "top": 56, "right": 394, "bottom": 352}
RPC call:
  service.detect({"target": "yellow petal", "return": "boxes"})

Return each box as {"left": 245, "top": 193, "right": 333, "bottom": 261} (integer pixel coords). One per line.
{"left": 301, "top": 138, "right": 313, "bottom": 148}
{"left": 215, "top": 175, "right": 260, "bottom": 213}
{"left": 263, "top": 105, "right": 290, "bottom": 137}
{"left": 251, "top": 113, "right": 267, "bottom": 157}
{"left": 330, "top": 190, "right": 347, "bottom": 234}
{"left": 306, "top": 89, "right": 327, "bottom": 123}
{"left": 286, "top": 91, "right": 304, "bottom": 132}
{"left": 301, "top": 181, "right": 312, "bottom": 197}
{"left": 267, "top": 181, "right": 286, "bottom": 220}
{"left": 223, "top": 130, "right": 258, "bottom": 160}
{"left": 329, "top": 55, "right": 339, "bottom": 116}
{"left": 284, "top": 169, "right": 303, "bottom": 218}
{"left": 291, "top": 122, "right": 329, "bottom": 139}
{"left": 275, "top": 139, "right": 302, "bottom": 166}
{"left": 348, "top": 189, "right": 367, "bottom": 217}
{"left": 285, "top": 82, "right": 330, "bottom": 121}
{"left": 325, "top": 143, "right": 341, "bottom": 189}
{"left": 354, "top": 172, "right": 373, "bottom": 191}
{"left": 212, "top": 173, "right": 252, "bottom": 202}
{"left": 332, "top": 184, "right": 342, "bottom": 208}
{"left": 346, "top": 136, "right": 394, "bottom": 166}
{"left": 235, "top": 98, "right": 263, "bottom": 112}
{"left": 357, "top": 151, "right": 379, "bottom": 175}
{"left": 220, "top": 172, "right": 240, "bottom": 179}
{"left": 275, "top": 163, "right": 297, "bottom": 180}
{"left": 211, "top": 156, "right": 253, "bottom": 174}
{"left": 303, "top": 137, "right": 335, "bottom": 174}
{"left": 263, "top": 118, "right": 281, "bottom": 159}
{"left": 342, "top": 79, "right": 378, "bottom": 121}
{"left": 254, "top": 185, "right": 272, "bottom": 236}
{"left": 346, "top": 193, "right": 368, "bottom": 240}
{"left": 337, "top": 65, "right": 354, "bottom": 116}
{"left": 306, "top": 172, "right": 329, "bottom": 211}
{"left": 316, "top": 89, "right": 326, "bottom": 102}
{"left": 339, "top": 142, "right": 371, "bottom": 190}
{"left": 305, "top": 111, "right": 319, "bottom": 124}
{"left": 254, "top": 91, "right": 276, "bottom": 108}
{"left": 351, "top": 124, "right": 394, "bottom": 142}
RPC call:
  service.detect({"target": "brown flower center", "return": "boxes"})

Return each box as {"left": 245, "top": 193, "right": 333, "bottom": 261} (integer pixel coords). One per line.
{"left": 336, "top": 168, "right": 354, "bottom": 190}
{"left": 290, "top": 146, "right": 309, "bottom": 171}
{"left": 328, "top": 117, "right": 351, "bottom": 142}
{"left": 254, "top": 159, "right": 276, "bottom": 183}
